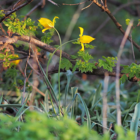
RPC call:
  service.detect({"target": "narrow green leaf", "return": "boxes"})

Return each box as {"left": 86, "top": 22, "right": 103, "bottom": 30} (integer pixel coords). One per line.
{"left": 67, "top": 92, "right": 91, "bottom": 129}
{"left": 91, "top": 84, "right": 102, "bottom": 110}
{"left": 64, "top": 70, "right": 73, "bottom": 107}
{"left": 130, "top": 103, "right": 140, "bottom": 140}
{"left": 0, "top": 94, "right": 3, "bottom": 104}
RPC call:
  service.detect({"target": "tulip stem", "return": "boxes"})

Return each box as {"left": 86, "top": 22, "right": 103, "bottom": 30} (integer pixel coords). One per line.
{"left": 54, "top": 27, "right": 62, "bottom": 115}
{"left": 46, "top": 38, "right": 77, "bottom": 74}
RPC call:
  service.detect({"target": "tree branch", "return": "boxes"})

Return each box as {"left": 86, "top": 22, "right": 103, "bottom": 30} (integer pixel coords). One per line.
{"left": 0, "top": 35, "right": 75, "bottom": 64}
{"left": 107, "top": 0, "right": 138, "bottom": 16}
{"left": 48, "top": 64, "right": 139, "bottom": 82}
{"left": 92, "top": 0, "right": 140, "bottom": 51}
{"left": 0, "top": 0, "right": 33, "bottom": 23}
{"left": 0, "top": 35, "right": 139, "bottom": 82}
{"left": 91, "top": 1, "right": 140, "bottom": 36}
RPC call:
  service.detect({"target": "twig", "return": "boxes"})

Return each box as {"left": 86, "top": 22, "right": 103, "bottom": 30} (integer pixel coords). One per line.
{"left": 12, "top": 0, "right": 27, "bottom": 10}
{"left": 91, "top": 1, "right": 140, "bottom": 36}
{"left": 0, "top": 0, "right": 33, "bottom": 23}
{"left": 103, "top": 72, "right": 109, "bottom": 133}
{"left": 24, "top": 0, "right": 43, "bottom": 20}
{"left": 63, "top": 1, "right": 87, "bottom": 6}
{"left": 108, "top": 0, "right": 139, "bottom": 16}
{"left": 0, "top": 23, "right": 6, "bottom": 35}
{"left": 82, "top": 0, "right": 93, "bottom": 10}
{"left": 91, "top": 1, "right": 140, "bottom": 51}
{"left": 0, "top": 35, "right": 74, "bottom": 64}
{"left": 48, "top": 0, "right": 58, "bottom": 6}
{"left": 48, "top": 64, "right": 140, "bottom": 82}
{"left": 62, "top": 0, "right": 85, "bottom": 43}
{"left": 130, "top": 31, "right": 135, "bottom": 62}
{"left": 22, "top": 57, "right": 28, "bottom": 105}
{"left": 29, "top": 42, "right": 39, "bottom": 110}
{"left": 116, "top": 20, "right": 133, "bottom": 126}
{"left": 42, "top": 0, "right": 46, "bottom": 8}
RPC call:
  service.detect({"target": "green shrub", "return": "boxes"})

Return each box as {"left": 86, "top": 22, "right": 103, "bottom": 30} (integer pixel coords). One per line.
{"left": 0, "top": 111, "right": 135, "bottom": 140}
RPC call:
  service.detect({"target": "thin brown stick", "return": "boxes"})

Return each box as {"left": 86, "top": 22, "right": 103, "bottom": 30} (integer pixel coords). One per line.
{"left": 0, "top": 35, "right": 74, "bottom": 64}
{"left": 0, "top": 0, "right": 33, "bottom": 23}
{"left": 116, "top": 20, "right": 133, "bottom": 126}
{"left": 82, "top": 1, "right": 93, "bottom": 10}
{"left": 63, "top": 1, "right": 87, "bottom": 6}
{"left": 91, "top": 1, "right": 140, "bottom": 36}
{"left": 108, "top": 0, "right": 138, "bottom": 16}
{"left": 48, "top": 0, "right": 58, "bottom": 6}
{"left": 103, "top": 72, "right": 109, "bottom": 133}
{"left": 12, "top": 0, "right": 27, "bottom": 10}
{"left": 24, "top": 0, "right": 43, "bottom": 20}
{"left": 29, "top": 48, "right": 39, "bottom": 109}
{"left": 63, "top": 0, "right": 85, "bottom": 43}
{"left": 92, "top": 1, "right": 140, "bottom": 51}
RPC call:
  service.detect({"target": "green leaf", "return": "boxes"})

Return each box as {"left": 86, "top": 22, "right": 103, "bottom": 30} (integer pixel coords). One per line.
{"left": 120, "top": 74, "right": 128, "bottom": 84}
{"left": 0, "top": 53, "right": 5, "bottom": 59}
{"left": 60, "top": 58, "right": 72, "bottom": 70}
{"left": 98, "top": 56, "right": 117, "bottom": 72}
{"left": 70, "top": 55, "right": 78, "bottom": 59}
{"left": 75, "top": 59, "right": 96, "bottom": 73}
{"left": 78, "top": 51, "right": 93, "bottom": 62}
{"left": 85, "top": 44, "right": 96, "bottom": 49}
{"left": 130, "top": 103, "right": 140, "bottom": 140}
{"left": 72, "top": 40, "right": 80, "bottom": 44}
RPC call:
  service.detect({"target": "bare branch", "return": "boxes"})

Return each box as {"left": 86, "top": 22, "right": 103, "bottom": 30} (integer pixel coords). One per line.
{"left": 92, "top": 0, "right": 140, "bottom": 51}
{"left": 91, "top": 1, "right": 140, "bottom": 36}
{"left": 0, "top": 35, "right": 74, "bottom": 64}
{"left": 0, "top": 0, "right": 33, "bottom": 23}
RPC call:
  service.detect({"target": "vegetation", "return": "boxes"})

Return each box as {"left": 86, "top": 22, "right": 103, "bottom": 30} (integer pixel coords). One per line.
{"left": 0, "top": 0, "right": 140, "bottom": 140}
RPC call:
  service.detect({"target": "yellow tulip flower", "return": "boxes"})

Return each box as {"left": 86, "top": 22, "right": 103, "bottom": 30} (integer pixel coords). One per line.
{"left": 38, "top": 16, "right": 59, "bottom": 33}
{"left": 79, "top": 27, "right": 95, "bottom": 51}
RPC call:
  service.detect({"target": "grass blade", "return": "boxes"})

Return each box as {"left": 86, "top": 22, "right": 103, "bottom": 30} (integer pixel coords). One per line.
{"left": 67, "top": 92, "right": 91, "bottom": 129}
{"left": 130, "top": 103, "right": 140, "bottom": 140}
{"left": 64, "top": 70, "right": 73, "bottom": 107}
{"left": 91, "top": 84, "right": 102, "bottom": 110}
{"left": 0, "top": 94, "right": 3, "bottom": 104}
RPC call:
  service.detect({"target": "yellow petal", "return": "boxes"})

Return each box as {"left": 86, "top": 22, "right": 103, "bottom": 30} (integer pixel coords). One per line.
{"left": 38, "top": 18, "right": 53, "bottom": 28}
{"left": 79, "top": 27, "right": 84, "bottom": 37}
{"left": 53, "top": 16, "right": 59, "bottom": 27}
{"left": 80, "top": 43, "right": 85, "bottom": 51}
{"left": 79, "top": 35, "right": 95, "bottom": 43}
{"left": 42, "top": 28, "right": 50, "bottom": 33}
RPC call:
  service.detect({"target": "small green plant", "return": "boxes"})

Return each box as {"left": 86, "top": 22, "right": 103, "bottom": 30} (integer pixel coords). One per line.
{"left": 98, "top": 56, "right": 118, "bottom": 72}
{"left": 120, "top": 63, "right": 140, "bottom": 84}
{"left": 3, "top": 12, "right": 37, "bottom": 35}
{"left": 0, "top": 111, "right": 135, "bottom": 140}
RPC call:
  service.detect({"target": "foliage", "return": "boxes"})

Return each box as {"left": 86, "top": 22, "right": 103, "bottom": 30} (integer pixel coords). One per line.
{"left": 0, "top": 111, "right": 135, "bottom": 140}
{"left": 0, "top": 10, "right": 5, "bottom": 18}
{"left": 41, "top": 28, "right": 54, "bottom": 44}
{"left": 3, "top": 12, "right": 37, "bottom": 36}
{"left": 72, "top": 51, "right": 97, "bottom": 73}
{"left": 60, "top": 58, "right": 73, "bottom": 70}
{"left": 98, "top": 56, "right": 118, "bottom": 72}
{"left": 0, "top": 1, "right": 140, "bottom": 139}
{"left": 120, "top": 63, "right": 140, "bottom": 84}
{"left": 0, "top": 52, "right": 20, "bottom": 67}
